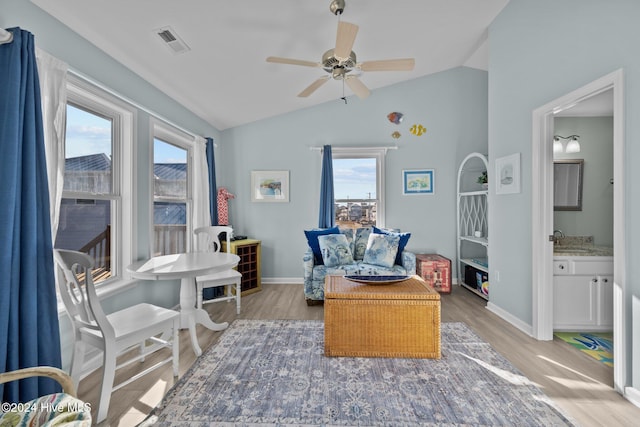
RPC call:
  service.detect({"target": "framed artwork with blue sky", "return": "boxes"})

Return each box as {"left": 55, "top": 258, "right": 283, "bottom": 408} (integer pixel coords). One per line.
{"left": 403, "top": 169, "right": 434, "bottom": 195}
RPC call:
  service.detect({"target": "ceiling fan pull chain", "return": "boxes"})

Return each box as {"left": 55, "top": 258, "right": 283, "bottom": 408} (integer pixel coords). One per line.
{"left": 341, "top": 79, "right": 347, "bottom": 104}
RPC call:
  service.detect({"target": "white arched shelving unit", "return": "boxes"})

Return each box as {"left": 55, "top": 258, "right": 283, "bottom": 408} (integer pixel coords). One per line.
{"left": 456, "top": 152, "right": 489, "bottom": 300}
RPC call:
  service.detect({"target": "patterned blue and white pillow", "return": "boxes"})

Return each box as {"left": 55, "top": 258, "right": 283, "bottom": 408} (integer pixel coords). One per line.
{"left": 339, "top": 228, "right": 355, "bottom": 256}
{"left": 353, "top": 227, "right": 372, "bottom": 260}
{"left": 318, "top": 234, "right": 355, "bottom": 267}
{"left": 373, "top": 226, "right": 411, "bottom": 265}
{"left": 362, "top": 233, "right": 400, "bottom": 269}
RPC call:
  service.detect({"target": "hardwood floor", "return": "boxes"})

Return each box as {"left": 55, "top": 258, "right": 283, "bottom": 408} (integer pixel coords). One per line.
{"left": 78, "top": 283, "right": 640, "bottom": 426}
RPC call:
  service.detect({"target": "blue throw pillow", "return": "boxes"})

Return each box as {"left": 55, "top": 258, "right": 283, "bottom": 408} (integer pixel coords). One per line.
{"left": 363, "top": 233, "right": 400, "bottom": 269}
{"left": 318, "top": 234, "right": 355, "bottom": 267}
{"left": 304, "top": 226, "right": 340, "bottom": 265}
{"left": 372, "top": 226, "right": 411, "bottom": 265}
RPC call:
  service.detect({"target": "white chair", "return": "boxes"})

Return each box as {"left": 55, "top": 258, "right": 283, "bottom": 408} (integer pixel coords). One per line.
{"left": 194, "top": 226, "right": 242, "bottom": 314}
{"left": 53, "top": 249, "right": 180, "bottom": 424}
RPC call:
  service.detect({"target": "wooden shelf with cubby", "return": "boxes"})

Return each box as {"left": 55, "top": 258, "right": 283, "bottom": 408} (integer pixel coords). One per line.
{"left": 222, "top": 239, "right": 261, "bottom": 295}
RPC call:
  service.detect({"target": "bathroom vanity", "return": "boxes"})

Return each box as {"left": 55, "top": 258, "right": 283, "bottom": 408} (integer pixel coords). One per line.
{"left": 553, "top": 245, "right": 613, "bottom": 331}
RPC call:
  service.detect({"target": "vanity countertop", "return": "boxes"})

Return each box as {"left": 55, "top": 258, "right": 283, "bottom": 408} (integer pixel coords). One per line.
{"left": 553, "top": 245, "right": 613, "bottom": 257}
{"left": 553, "top": 235, "right": 613, "bottom": 257}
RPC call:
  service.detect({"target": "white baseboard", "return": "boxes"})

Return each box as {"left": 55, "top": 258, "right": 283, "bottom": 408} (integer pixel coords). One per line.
{"left": 486, "top": 301, "right": 534, "bottom": 337}
{"left": 261, "top": 277, "right": 303, "bottom": 285}
{"left": 625, "top": 386, "right": 640, "bottom": 408}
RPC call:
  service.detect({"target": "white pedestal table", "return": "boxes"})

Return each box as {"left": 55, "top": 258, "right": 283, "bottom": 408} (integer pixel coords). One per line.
{"left": 127, "top": 252, "right": 240, "bottom": 356}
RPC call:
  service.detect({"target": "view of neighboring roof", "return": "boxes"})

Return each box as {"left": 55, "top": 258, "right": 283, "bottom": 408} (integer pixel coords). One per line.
{"left": 65, "top": 153, "right": 111, "bottom": 171}
{"left": 154, "top": 163, "right": 187, "bottom": 180}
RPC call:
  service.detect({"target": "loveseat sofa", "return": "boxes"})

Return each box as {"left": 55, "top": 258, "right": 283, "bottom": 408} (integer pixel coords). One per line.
{"left": 303, "top": 226, "right": 416, "bottom": 304}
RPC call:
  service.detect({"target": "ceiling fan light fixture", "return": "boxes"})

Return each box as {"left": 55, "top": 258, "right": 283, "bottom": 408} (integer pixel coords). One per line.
{"left": 332, "top": 66, "right": 346, "bottom": 80}
{"left": 322, "top": 49, "right": 356, "bottom": 73}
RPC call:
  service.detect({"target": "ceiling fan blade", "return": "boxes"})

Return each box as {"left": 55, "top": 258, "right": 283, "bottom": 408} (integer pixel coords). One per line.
{"left": 345, "top": 76, "right": 370, "bottom": 99}
{"left": 298, "top": 77, "right": 330, "bottom": 97}
{"left": 359, "top": 58, "right": 415, "bottom": 72}
{"left": 334, "top": 21, "right": 359, "bottom": 60}
{"left": 266, "top": 56, "right": 320, "bottom": 68}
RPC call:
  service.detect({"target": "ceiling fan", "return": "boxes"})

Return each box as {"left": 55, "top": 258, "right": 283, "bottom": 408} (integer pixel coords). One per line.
{"left": 266, "top": 0, "right": 415, "bottom": 100}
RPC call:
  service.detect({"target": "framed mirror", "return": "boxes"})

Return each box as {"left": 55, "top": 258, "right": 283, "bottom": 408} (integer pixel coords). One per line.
{"left": 554, "top": 159, "right": 584, "bottom": 211}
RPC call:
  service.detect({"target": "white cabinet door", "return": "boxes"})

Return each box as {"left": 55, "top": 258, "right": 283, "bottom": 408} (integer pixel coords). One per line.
{"left": 553, "top": 275, "right": 597, "bottom": 328}
{"left": 597, "top": 275, "right": 613, "bottom": 328}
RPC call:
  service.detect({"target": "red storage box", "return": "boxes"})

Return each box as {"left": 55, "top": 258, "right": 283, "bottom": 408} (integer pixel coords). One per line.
{"left": 416, "top": 254, "right": 451, "bottom": 293}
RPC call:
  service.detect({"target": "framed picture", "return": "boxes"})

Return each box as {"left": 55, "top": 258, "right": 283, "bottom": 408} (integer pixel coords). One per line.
{"left": 251, "top": 170, "right": 289, "bottom": 202}
{"left": 402, "top": 169, "right": 434, "bottom": 195}
{"left": 495, "top": 153, "right": 521, "bottom": 195}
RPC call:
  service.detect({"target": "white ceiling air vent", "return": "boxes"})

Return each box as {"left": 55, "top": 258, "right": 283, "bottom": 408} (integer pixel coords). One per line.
{"left": 154, "top": 26, "right": 190, "bottom": 54}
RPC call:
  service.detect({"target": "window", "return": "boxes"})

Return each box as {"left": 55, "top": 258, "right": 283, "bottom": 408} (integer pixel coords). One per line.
{"left": 332, "top": 148, "right": 386, "bottom": 228}
{"left": 152, "top": 121, "right": 192, "bottom": 256}
{"left": 55, "top": 76, "right": 134, "bottom": 285}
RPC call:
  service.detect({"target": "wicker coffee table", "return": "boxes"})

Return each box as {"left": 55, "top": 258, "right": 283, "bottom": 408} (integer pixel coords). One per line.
{"left": 324, "top": 275, "right": 441, "bottom": 358}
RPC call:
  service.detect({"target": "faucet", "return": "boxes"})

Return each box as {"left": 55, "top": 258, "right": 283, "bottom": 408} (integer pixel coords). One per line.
{"left": 553, "top": 229, "right": 564, "bottom": 244}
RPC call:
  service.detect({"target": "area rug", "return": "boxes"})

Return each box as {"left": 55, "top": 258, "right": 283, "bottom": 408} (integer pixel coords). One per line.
{"left": 554, "top": 331, "right": 614, "bottom": 367}
{"left": 142, "top": 320, "right": 575, "bottom": 426}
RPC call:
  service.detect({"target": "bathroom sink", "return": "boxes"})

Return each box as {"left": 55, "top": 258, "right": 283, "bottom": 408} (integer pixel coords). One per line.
{"left": 554, "top": 247, "right": 592, "bottom": 254}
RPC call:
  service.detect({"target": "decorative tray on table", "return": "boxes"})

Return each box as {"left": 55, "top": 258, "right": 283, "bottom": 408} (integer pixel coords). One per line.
{"left": 344, "top": 275, "right": 410, "bottom": 285}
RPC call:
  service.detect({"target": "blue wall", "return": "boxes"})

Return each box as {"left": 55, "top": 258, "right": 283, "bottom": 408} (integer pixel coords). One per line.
{"left": 488, "top": 0, "right": 640, "bottom": 389}
{"left": 221, "top": 66, "right": 488, "bottom": 279}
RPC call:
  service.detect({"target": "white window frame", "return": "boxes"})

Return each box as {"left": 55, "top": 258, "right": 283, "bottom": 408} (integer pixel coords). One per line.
{"left": 61, "top": 74, "right": 136, "bottom": 298}
{"left": 331, "top": 147, "right": 387, "bottom": 228}
{"left": 150, "top": 119, "right": 194, "bottom": 255}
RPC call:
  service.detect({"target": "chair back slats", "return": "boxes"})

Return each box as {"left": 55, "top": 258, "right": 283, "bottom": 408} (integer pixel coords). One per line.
{"left": 194, "top": 226, "right": 233, "bottom": 254}
{"left": 53, "top": 249, "right": 114, "bottom": 339}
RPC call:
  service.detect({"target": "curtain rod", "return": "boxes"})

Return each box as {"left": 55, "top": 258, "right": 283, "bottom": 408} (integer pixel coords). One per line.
{"left": 0, "top": 28, "right": 13, "bottom": 45}
{"left": 309, "top": 146, "right": 398, "bottom": 151}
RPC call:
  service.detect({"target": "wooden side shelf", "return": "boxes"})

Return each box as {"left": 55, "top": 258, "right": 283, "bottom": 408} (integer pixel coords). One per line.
{"left": 223, "top": 239, "right": 262, "bottom": 295}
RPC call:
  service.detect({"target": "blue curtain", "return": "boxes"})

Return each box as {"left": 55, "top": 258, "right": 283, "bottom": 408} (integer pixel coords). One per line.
{"left": 0, "top": 28, "right": 62, "bottom": 401}
{"left": 204, "top": 137, "right": 221, "bottom": 300}
{"left": 318, "top": 145, "right": 335, "bottom": 228}
{"left": 205, "top": 137, "right": 218, "bottom": 226}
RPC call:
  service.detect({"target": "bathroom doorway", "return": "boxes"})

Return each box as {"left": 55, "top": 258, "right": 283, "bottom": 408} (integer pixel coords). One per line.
{"left": 551, "top": 92, "right": 614, "bottom": 366}
{"left": 531, "top": 69, "right": 625, "bottom": 392}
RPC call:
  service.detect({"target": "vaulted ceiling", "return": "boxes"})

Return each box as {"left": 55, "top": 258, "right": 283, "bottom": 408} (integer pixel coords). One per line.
{"left": 31, "top": 0, "right": 510, "bottom": 130}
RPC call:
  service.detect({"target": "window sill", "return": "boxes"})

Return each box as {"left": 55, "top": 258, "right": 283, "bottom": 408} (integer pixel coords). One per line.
{"left": 57, "top": 278, "right": 139, "bottom": 317}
